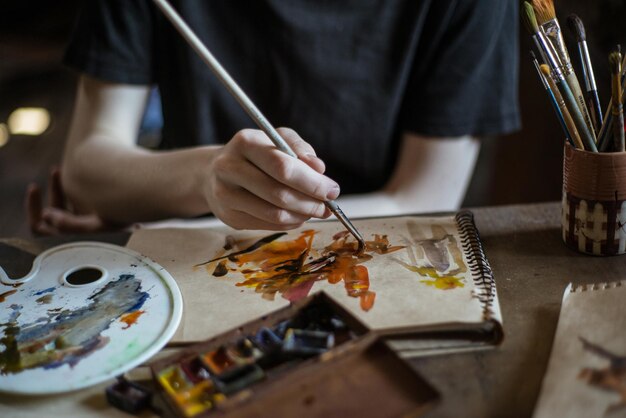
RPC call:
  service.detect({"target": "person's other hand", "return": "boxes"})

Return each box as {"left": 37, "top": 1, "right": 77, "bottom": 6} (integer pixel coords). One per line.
{"left": 26, "top": 166, "right": 113, "bottom": 235}
{"left": 205, "top": 128, "right": 338, "bottom": 230}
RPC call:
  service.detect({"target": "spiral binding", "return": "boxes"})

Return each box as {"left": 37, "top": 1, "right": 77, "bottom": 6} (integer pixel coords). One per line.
{"left": 456, "top": 210, "right": 497, "bottom": 320}
{"left": 570, "top": 280, "right": 624, "bottom": 293}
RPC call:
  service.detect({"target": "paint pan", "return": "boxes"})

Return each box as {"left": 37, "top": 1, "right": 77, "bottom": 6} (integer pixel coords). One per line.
{"left": 282, "top": 329, "right": 334, "bottom": 357}
{"left": 0, "top": 242, "right": 182, "bottom": 395}
{"left": 151, "top": 292, "right": 439, "bottom": 417}
{"left": 105, "top": 376, "right": 152, "bottom": 414}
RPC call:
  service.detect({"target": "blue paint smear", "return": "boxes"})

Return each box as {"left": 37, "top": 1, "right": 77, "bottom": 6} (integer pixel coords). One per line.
{"left": 33, "top": 287, "right": 56, "bottom": 296}
{"left": 0, "top": 274, "right": 150, "bottom": 374}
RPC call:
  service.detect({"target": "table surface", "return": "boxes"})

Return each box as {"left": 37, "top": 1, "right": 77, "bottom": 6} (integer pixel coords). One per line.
{"left": 1, "top": 201, "right": 623, "bottom": 418}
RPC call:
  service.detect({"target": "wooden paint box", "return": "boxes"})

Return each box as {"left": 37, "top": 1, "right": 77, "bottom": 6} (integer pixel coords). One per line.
{"left": 151, "top": 292, "right": 439, "bottom": 417}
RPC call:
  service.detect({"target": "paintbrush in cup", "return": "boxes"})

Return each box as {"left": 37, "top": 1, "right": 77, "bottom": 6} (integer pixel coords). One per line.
{"left": 151, "top": 0, "right": 366, "bottom": 251}
{"left": 567, "top": 14, "right": 602, "bottom": 134}
{"left": 609, "top": 50, "right": 625, "bottom": 152}
{"left": 522, "top": 2, "right": 597, "bottom": 151}
{"left": 530, "top": 50, "right": 578, "bottom": 147}
{"left": 533, "top": 0, "right": 596, "bottom": 142}
{"left": 598, "top": 52, "right": 626, "bottom": 151}
{"left": 537, "top": 60, "right": 584, "bottom": 149}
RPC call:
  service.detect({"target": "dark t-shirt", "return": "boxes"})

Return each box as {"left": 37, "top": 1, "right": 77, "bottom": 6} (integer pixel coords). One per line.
{"left": 64, "top": 0, "right": 520, "bottom": 193}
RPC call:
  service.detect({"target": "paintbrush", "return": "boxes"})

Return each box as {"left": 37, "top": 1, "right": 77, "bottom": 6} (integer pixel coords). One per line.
{"left": 151, "top": 0, "right": 366, "bottom": 251}
{"left": 567, "top": 14, "right": 602, "bottom": 134}
{"left": 533, "top": 0, "right": 596, "bottom": 142}
{"left": 522, "top": 2, "right": 597, "bottom": 152}
{"left": 609, "top": 50, "right": 625, "bottom": 152}
{"left": 598, "top": 52, "right": 626, "bottom": 151}
{"left": 530, "top": 50, "right": 577, "bottom": 147}
{"left": 536, "top": 60, "right": 584, "bottom": 149}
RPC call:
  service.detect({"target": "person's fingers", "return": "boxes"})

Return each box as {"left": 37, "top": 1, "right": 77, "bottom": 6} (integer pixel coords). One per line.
{"left": 42, "top": 207, "right": 106, "bottom": 233}
{"left": 32, "top": 220, "right": 60, "bottom": 236}
{"left": 276, "top": 127, "right": 326, "bottom": 174}
{"left": 213, "top": 155, "right": 328, "bottom": 218}
{"left": 232, "top": 131, "right": 340, "bottom": 202}
{"left": 213, "top": 182, "right": 311, "bottom": 226}
{"left": 25, "top": 183, "right": 44, "bottom": 234}
{"left": 48, "top": 166, "right": 65, "bottom": 209}
{"left": 219, "top": 207, "right": 305, "bottom": 231}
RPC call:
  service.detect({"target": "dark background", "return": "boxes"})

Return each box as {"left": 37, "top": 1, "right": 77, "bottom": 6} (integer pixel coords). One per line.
{"left": 1, "top": 1, "right": 625, "bottom": 238}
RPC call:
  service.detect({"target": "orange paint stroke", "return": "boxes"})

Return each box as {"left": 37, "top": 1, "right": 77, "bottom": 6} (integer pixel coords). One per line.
{"left": 119, "top": 310, "right": 144, "bottom": 329}
{"left": 204, "top": 230, "right": 404, "bottom": 311}
{"left": 0, "top": 289, "right": 17, "bottom": 303}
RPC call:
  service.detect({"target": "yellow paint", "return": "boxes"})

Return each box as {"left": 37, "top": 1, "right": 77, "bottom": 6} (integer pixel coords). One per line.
{"left": 420, "top": 276, "right": 464, "bottom": 290}
{"left": 179, "top": 380, "right": 215, "bottom": 417}
{"left": 158, "top": 366, "right": 193, "bottom": 396}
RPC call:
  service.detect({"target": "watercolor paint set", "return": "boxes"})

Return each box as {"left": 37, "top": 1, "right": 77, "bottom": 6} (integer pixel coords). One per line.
{"left": 151, "top": 292, "right": 439, "bottom": 417}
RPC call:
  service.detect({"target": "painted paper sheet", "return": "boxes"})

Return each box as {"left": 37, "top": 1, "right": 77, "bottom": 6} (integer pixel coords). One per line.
{"left": 127, "top": 216, "right": 495, "bottom": 344}
{"left": 533, "top": 281, "right": 626, "bottom": 418}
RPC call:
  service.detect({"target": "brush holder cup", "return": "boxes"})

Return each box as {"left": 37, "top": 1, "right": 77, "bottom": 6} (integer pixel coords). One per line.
{"left": 562, "top": 143, "right": 626, "bottom": 256}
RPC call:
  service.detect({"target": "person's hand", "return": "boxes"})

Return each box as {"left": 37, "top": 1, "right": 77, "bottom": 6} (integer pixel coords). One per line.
{"left": 26, "top": 166, "right": 114, "bottom": 235}
{"left": 205, "top": 128, "right": 339, "bottom": 230}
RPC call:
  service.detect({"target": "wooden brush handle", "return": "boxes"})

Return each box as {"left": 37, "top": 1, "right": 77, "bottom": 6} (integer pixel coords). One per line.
{"left": 612, "top": 102, "right": 625, "bottom": 152}
{"left": 557, "top": 80, "right": 598, "bottom": 152}
{"left": 565, "top": 72, "right": 596, "bottom": 142}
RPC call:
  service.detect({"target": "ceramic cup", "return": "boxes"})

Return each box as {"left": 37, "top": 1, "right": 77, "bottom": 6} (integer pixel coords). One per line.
{"left": 562, "top": 143, "right": 626, "bottom": 255}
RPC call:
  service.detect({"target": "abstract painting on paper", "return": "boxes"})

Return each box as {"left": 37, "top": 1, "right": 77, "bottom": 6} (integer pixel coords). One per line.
{"left": 128, "top": 211, "right": 502, "bottom": 356}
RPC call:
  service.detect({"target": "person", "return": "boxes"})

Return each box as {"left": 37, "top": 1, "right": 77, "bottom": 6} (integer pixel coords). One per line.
{"left": 27, "top": 0, "right": 520, "bottom": 235}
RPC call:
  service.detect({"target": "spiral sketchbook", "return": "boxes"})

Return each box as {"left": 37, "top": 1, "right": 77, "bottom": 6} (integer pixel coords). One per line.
{"left": 127, "top": 211, "right": 503, "bottom": 357}
{"left": 533, "top": 281, "right": 626, "bottom": 418}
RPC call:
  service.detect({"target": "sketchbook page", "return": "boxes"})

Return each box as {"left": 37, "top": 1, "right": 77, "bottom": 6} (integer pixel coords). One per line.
{"left": 533, "top": 281, "right": 626, "bottom": 418}
{"left": 127, "top": 214, "right": 493, "bottom": 343}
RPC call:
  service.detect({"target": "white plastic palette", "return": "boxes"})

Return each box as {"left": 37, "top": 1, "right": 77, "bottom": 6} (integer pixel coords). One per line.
{"left": 0, "top": 242, "right": 182, "bottom": 395}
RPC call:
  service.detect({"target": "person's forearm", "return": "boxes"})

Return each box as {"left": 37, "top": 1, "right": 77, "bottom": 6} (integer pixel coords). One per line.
{"left": 63, "top": 138, "right": 216, "bottom": 223}
{"left": 62, "top": 76, "right": 336, "bottom": 230}
{"left": 336, "top": 133, "right": 480, "bottom": 218}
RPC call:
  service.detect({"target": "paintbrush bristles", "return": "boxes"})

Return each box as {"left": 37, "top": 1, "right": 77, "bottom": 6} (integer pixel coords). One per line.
{"left": 610, "top": 52, "right": 622, "bottom": 76}
{"left": 522, "top": 2, "right": 539, "bottom": 34}
{"left": 610, "top": 51, "right": 622, "bottom": 113}
{"left": 566, "top": 14, "right": 586, "bottom": 42}
{"left": 540, "top": 64, "right": 551, "bottom": 78}
{"left": 532, "top": 0, "right": 556, "bottom": 25}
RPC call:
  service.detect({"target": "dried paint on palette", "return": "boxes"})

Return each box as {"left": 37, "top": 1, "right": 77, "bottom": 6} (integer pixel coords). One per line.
{"left": 0, "top": 274, "right": 149, "bottom": 374}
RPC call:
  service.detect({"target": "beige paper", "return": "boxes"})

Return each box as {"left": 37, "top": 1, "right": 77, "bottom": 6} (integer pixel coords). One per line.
{"left": 533, "top": 281, "right": 626, "bottom": 418}
{"left": 127, "top": 215, "right": 500, "bottom": 347}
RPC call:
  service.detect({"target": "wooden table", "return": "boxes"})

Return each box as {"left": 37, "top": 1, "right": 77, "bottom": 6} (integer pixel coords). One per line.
{"left": 1, "top": 202, "right": 623, "bottom": 417}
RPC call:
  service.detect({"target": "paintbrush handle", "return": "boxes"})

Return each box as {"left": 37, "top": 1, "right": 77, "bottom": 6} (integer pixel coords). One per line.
{"left": 564, "top": 72, "right": 596, "bottom": 142}
{"left": 612, "top": 103, "right": 625, "bottom": 152}
{"left": 588, "top": 91, "right": 603, "bottom": 133}
{"left": 578, "top": 41, "right": 603, "bottom": 132}
{"left": 598, "top": 71, "right": 626, "bottom": 151}
{"left": 543, "top": 72, "right": 583, "bottom": 149}
{"left": 612, "top": 69, "right": 625, "bottom": 152}
{"left": 556, "top": 80, "right": 597, "bottom": 152}
{"left": 152, "top": 0, "right": 295, "bottom": 157}
{"left": 556, "top": 94, "right": 583, "bottom": 149}
{"left": 548, "top": 91, "right": 576, "bottom": 148}
{"left": 598, "top": 113, "right": 614, "bottom": 152}
{"left": 151, "top": 0, "right": 366, "bottom": 247}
